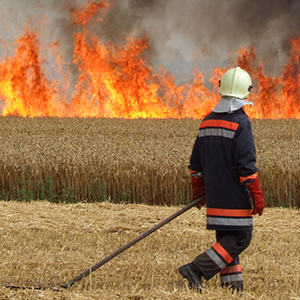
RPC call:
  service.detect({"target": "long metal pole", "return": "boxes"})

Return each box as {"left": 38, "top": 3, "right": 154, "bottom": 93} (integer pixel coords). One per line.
{"left": 61, "top": 197, "right": 204, "bottom": 289}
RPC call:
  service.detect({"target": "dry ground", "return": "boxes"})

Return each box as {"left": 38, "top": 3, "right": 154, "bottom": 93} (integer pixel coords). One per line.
{"left": 0, "top": 201, "right": 299, "bottom": 300}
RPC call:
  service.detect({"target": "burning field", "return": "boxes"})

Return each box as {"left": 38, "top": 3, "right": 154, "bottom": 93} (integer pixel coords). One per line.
{"left": 1, "top": 0, "right": 299, "bottom": 206}
{"left": 0, "top": 201, "right": 299, "bottom": 300}
{"left": 1, "top": 0, "right": 300, "bottom": 119}
{"left": 1, "top": 1, "right": 300, "bottom": 299}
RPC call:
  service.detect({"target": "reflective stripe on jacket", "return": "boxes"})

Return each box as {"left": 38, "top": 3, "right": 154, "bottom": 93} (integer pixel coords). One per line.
{"left": 189, "top": 108, "right": 256, "bottom": 231}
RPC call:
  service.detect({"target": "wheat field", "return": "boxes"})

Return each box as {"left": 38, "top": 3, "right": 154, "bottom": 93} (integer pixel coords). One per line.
{"left": 0, "top": 201, "right": 299, "bottom": 300}
{"left": 0, "top": 117, "right": 300, "bottom": 299}
{"left": 0, "top": 116, "right": 300, "bottom": 207}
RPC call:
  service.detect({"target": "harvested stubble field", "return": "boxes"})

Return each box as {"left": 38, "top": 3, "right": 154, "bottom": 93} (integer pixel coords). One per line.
{"left": 0, "top": 201, "right": 299, "bottom": 300}
{"left": 1, "top": 117, "right": 300, "bottom": 207}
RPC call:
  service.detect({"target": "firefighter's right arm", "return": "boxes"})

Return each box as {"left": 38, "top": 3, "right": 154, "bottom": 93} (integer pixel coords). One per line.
{"left": 246, "top": 177, "right": 265, "bottom": 216}
{"left": 235, "top": 117, "right": 265, "bottom": 216}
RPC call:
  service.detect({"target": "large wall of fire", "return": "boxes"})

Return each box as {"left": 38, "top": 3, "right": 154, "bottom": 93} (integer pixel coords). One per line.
{"left": 0, "top": 0, "right": 300, "bottom": 119}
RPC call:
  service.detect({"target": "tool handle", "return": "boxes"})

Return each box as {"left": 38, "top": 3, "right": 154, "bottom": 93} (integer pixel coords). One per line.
{"left": 61, "top": 196, "right": 204, "bottom": 289}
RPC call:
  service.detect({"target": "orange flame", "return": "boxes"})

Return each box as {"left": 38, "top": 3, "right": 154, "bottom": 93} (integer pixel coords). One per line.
{"left": 1, "top": 1, "right": 300, "bottom": 119}
{"left": 0, "top": 29, "right": 59, "bottom": 117}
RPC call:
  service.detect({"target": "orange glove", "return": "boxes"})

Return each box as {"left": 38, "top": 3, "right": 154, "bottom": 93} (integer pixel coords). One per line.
{"left": 246, "top": 177, "right": 265, "bottom": 216}
{"left": 191, "top": 174, "right": 206, "bottom": 209}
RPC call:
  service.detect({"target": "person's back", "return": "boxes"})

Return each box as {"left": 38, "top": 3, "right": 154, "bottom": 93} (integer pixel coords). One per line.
{"left": 189, "top": 108, "right": 255, "bottom": 231}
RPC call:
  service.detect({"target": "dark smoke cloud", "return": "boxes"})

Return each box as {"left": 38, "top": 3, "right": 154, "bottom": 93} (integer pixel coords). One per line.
{"left": 89, "top": 0, "right": 300, "bottom": 78}
{"left": 1, "top": 0, "right": 300, "bottom": 83}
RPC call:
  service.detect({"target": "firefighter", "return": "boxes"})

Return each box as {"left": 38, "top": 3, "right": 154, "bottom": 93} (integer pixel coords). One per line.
{"left": 179, "top": 66, "right": 265, "bottom": 293}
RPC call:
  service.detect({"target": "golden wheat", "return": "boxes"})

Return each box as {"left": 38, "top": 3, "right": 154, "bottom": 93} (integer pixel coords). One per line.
{"left": 0, "top": 117, "right": 300, "bottom": 207}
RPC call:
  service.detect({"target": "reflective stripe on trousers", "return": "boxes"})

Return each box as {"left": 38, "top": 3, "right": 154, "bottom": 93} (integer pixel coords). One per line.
{"left": 220, "top": 263, "right": 243, "bottom": 284}
{"left": 192, "top": 230, "right": 252, "bottom": 281}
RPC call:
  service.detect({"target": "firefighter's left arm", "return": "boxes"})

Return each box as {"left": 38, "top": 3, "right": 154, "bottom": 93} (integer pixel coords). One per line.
{"left": 188, "top": 133, "right": 206, "bottom": 209}
{"left": 190, "top": 171, "right": 206, "bottom": 209}
{"left": 188, "top": 134, "right": 202, "bottom": 173}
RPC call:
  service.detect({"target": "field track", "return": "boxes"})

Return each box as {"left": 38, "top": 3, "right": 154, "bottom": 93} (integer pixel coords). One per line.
{"left": 0, "top": 201, "right": 299, "bottom": 300}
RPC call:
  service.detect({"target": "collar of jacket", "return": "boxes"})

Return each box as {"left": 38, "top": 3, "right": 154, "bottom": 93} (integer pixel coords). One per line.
{"left": 213, "top": 96, "right": 253, "bottom": 114}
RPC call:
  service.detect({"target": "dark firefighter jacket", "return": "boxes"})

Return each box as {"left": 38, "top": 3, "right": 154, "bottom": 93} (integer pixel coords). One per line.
{"left": 189, "top": 108, "right": 257, "bottom": 231}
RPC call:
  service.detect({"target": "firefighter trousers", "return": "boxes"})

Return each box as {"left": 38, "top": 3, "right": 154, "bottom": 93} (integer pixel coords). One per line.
{"left": 192, "top": 230, "right": 252, "bottom": 286}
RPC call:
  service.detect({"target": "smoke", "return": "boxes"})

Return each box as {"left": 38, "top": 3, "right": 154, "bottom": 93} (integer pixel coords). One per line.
{"left": 0, "top": 0, "right": 300, "bottom": 83}
{"left": 84, "top": 0, "right": 300, "bottom": 79}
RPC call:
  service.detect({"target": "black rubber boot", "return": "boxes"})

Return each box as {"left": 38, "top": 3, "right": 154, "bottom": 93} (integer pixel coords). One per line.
{"left": 222, "top": 281, "right": 243, "bottom": 294}
{"left": 179, "top": 263, "right": 203, "bottom": 293}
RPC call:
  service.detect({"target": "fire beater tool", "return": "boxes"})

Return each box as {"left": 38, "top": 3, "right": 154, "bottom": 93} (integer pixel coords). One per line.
{"left": 3, "top": 196, "right": 204, "bottom": 291}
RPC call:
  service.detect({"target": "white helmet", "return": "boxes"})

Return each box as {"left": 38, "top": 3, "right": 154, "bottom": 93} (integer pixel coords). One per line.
{"left": 219, "top": 67, "right": 253, "bottom": 99}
